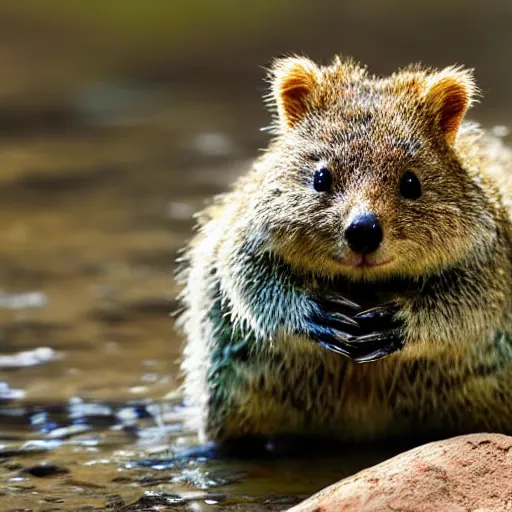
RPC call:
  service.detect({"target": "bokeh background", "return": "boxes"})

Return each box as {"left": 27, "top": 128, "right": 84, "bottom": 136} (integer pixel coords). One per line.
{"left": 0, "top": 2, "right": 511, "bottom": 510}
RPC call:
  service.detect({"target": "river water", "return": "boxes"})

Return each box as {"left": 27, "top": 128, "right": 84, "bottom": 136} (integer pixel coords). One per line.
{"left": 0, "top": 3, "right": 511, "bottom": 511}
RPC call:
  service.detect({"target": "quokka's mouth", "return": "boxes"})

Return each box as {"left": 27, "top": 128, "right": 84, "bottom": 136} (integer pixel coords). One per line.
{"left": 333, "top": 256, "right": 394, "bottom": 269}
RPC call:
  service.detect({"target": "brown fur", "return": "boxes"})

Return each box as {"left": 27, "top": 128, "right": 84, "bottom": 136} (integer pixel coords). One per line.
{"left": 178, "top": 55, "right": 512, "bottom": 444}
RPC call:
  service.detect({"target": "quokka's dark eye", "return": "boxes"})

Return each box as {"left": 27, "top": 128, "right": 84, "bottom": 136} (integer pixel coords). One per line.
{"left": 400, "top": 171, "right": 422, "bottom": 200}
{"left": 313, "top": 167, "right": 332, "bottom": 192}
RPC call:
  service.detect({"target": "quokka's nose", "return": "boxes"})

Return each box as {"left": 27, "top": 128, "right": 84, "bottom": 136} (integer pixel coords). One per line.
{"left": 344, "top": 213, "right": 383, "bottom": 254}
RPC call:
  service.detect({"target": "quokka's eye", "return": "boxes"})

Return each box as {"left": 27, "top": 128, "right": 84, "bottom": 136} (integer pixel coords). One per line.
{"left": 400, "top": 171, "right": 422, "bottom": 200}
{"left": 313, "top": 167, "right": 332, "bottom": 192}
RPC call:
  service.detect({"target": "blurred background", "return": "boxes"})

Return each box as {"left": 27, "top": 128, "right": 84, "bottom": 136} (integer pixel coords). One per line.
{"left": 0, "top": 1, "right": 511, "bottom": 510}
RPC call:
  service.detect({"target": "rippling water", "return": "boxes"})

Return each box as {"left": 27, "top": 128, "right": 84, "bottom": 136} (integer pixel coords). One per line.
{"left": 0, "top": 86, "right": 404, "bottom": 510}
{"left": 1, "top": 3, "right": 512, "bottom": 510}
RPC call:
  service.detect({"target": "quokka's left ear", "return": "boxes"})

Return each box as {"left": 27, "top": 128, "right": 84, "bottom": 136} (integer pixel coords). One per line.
{"left": 421, "top": 66, "right": 479, "bottom": 145}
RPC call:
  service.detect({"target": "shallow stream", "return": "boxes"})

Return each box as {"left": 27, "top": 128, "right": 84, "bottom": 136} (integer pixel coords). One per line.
{"left": 1, "top": 4, "right": 512, "bottom": 510}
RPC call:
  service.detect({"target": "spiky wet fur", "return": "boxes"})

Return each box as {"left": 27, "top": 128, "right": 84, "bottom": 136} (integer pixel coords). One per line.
{"left": 178, "top": 55, "right": 512, "bottom": 444}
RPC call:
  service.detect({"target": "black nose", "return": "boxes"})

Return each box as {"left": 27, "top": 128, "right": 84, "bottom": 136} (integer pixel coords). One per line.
{"left": 345, "top": 213, "right": 383, "bottom": 254}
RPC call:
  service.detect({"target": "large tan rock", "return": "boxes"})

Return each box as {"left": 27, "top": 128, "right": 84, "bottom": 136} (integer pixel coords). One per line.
{"left": 288, "top": 433, "right": 512, "bottom": 512}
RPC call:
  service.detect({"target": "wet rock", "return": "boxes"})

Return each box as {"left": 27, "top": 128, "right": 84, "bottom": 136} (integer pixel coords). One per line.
{"left": 288, "top": 433, "right": 512, "bottom": 512}
{"left": 21, "top": 463, "right": 70, "bottom": 478}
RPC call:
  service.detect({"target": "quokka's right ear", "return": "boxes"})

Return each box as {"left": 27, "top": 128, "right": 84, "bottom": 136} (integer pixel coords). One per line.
{"left": 268, "top": 56, "right": 322, "bottom": 129}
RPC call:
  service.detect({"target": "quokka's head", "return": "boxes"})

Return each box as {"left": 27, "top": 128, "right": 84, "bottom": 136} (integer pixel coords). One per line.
{"left": 250, "top": 55, "right": 496, "bottom": 281}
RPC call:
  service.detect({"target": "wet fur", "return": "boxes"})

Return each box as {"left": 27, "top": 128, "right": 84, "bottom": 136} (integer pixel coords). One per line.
{"left": 178, "top": 55, "right": 512, "bottom": 443}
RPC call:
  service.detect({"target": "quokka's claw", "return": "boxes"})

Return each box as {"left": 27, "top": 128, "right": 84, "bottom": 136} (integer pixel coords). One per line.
{"left": 306, "top": 297, "right": 405, "bottom": 362}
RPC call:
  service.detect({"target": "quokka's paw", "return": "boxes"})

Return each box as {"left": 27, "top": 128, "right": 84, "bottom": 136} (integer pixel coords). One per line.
{"left": 306, "top": 297, "right": 405, "bottom": 362}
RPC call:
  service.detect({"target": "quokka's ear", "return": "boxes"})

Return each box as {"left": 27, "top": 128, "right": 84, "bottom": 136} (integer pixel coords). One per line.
{"left": 269, "top": 56, "right": 322, "bottom": 129}
{"left": 422, "top": 66, "right": 478, "bottom": 145}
